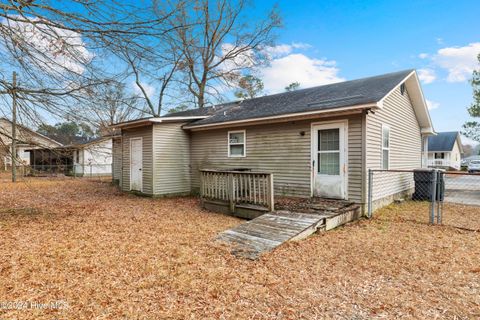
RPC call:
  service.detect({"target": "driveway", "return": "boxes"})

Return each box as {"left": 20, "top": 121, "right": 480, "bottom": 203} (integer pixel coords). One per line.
{"left": 444, "top": 174, "right": 480, "bottom": 206}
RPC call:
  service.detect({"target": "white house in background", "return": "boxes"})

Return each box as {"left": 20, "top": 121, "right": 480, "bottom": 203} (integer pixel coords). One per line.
{"left": 0, "top": 118, "right": 63, "bottom": 169}
{"left": 73, "top": 137, "right": 113, "bottom": 176}
{"left": 427, "top": 131, "right": 463, "bottom": 170}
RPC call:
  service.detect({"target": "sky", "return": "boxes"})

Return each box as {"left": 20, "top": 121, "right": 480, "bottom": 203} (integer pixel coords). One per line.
{"left": 1, "top": 0, "right": 479, "bottom": 145}
{"left": 250, "top": 0, "right": 479, "bottom": 142}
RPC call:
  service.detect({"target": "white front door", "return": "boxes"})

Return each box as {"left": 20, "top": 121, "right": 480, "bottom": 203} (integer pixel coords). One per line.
{"left": 312, "top": 122, "right": 347, "bottom": 199}
{"left": 130, "top": 138, "right": 143, "bottom": 192}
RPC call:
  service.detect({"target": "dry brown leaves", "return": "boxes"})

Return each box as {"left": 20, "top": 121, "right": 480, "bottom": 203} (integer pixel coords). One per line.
{"left": 0, "top": 176, "right": 479, "bottom": 319}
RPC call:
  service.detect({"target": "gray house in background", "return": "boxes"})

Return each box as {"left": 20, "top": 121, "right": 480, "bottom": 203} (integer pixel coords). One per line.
{"left": 111, "top": 69, "right": 434, "bottom": 213}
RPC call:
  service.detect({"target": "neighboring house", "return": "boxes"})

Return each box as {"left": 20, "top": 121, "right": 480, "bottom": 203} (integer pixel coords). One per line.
{"left": 427, "top": 131, "right": 463, "bottom": 170}
{"left": 0, "top": 118, "right": 63, "bottom": 169}
{"left": 112, "top": 70, "right": 434, "bottom": 213}
{"left": 28, "top": 136, "right": 114, "bottom": 176}
{"left": 73, "top": 137, "right": 113, "bottom": 177}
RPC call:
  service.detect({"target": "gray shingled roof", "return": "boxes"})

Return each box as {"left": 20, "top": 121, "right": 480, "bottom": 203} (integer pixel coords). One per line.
{"left": 428, "top": 132, "right": 460, "bottom": 152}
{"left": 166, "top": 69, "right": 414, "bottom": 127}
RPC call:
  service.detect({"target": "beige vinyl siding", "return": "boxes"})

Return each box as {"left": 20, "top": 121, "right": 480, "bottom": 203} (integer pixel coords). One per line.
{"left": 347, "top": 115, "right": 364, "bottom": 202}
{"left": 152, "top": 123, "right": 191, "bottom": 195}
{"left": 450, "top": 140, "right": 462, "bottom": 170}
{"left": 190, "top": 115, "right": 364, "bottom": 200}
{"left": 112, "top": 137, "right": 122, "bottom": 184}
{"left": 121, "top": 126, "right": 153, "bottom": 195}
{"left": 366, "top": 86, "right": 422, "bottom": 201}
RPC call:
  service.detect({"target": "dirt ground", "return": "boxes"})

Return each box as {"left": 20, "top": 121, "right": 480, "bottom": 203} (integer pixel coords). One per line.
{"left": 0, "top": 176, "right": 479, "bottom": 319}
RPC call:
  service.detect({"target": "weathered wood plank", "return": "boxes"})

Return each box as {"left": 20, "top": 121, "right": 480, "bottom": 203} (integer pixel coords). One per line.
{"left": 200, "top": 170, "right": 273, "bottom": 211}
{"left": 233, "top": 223, "right": 301, "bottom": 242}
{"left": 217, "top": 211, "right": 328, "bottom": 259}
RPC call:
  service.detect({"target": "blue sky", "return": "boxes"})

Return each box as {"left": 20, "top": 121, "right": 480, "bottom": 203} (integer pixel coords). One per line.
{"left": 2, "top": 0, "right": 478, "bottom": 142}
{"left": 253, "top": 0, "right": 479, "bottom": 140}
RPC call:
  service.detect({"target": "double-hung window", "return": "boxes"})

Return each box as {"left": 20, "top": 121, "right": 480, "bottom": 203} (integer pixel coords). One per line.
{"left": 382, "top": 125, "right": 390, "bottom": 169}
{"left": 228, "top": 130, "right": 246, "bottom": 157}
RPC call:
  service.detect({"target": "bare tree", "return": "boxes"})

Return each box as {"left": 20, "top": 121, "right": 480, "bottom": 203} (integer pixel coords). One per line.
{"left": 82, "top": 81, "right": 144, "bottom": 135}
{"left": 0, "top": 1, "right": 183, "bottom": 124}
{"left": 160, "top": 0, "right": 281, "bottom": 108}
{"left": 0, "top": 1, "right": 186, "bottom": 178}
{"left": 121, "top": 47, "right": 183, "bottom": 117}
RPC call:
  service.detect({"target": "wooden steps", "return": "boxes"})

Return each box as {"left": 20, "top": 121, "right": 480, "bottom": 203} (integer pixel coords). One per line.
{"left": 217, "top": 205, "right": 360, "bottom": 259}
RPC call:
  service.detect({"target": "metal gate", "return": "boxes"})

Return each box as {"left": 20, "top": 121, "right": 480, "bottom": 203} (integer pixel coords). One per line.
{"left": 367, "top": 169, "right": 480, "bottom": 230}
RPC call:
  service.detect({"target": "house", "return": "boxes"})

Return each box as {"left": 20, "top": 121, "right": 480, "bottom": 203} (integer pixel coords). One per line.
{"left": 0, "top": 118, "right": 63, "bottom": 169}
{"left": 427, "top": 131, "right": 463, "bottom": 170}
{"left": 111, "top": 69, "right": 434, "bottom": 213}
{"left": 28, "top": 136, "right": 114, "bottom": 176}
{"left": 72, "top": 137, "right": 114, "bottom": 177}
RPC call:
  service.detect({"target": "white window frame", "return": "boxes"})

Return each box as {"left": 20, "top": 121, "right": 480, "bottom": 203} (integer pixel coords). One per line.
{"left": 381, "top": 124, "right": 390, "bottom": 170}
{"left": 227, "top": 130, "right": 246, "bottom": 158}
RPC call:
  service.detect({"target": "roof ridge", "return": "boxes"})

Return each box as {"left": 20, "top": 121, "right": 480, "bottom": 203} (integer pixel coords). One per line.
{"left": 233, "top": 69, "right": 415, "bottom": 104}
{"left": 167, "top": 69, "right": 415, "bottom": 118}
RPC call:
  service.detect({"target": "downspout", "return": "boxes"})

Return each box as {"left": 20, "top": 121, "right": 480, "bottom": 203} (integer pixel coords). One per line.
{"left": 421, "top": 134, "right": 429, "bottom": 168}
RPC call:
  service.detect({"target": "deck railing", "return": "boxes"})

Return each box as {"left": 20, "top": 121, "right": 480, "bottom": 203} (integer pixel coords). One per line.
{"left": 427, "top": 159, "right": 459, "bottom": 169}
{"left": 200, "top": 169, "right": 274, "bottom": 212}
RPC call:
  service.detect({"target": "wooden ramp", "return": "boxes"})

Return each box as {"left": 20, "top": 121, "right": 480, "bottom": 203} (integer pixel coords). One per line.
{"left": 217, "top": 204, "right": 361, "bottom": 259}
{"left": 217, "top": 212, "right": 326, "bottom": 259}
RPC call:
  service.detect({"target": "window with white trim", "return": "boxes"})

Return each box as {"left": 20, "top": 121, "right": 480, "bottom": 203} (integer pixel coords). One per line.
{"left": 228, "top": 130, "right": 246, "bottom": 157}
{"left": 382, "top": 125, "right": 390, "bottom": 169}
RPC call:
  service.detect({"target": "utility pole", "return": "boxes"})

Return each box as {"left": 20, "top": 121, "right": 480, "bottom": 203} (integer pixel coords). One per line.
{"left": 11, "top": 71, "right": 17, "bottom": 182}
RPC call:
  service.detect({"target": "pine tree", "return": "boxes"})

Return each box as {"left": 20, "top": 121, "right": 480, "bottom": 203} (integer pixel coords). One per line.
{"left": 462, "top": 54, "right": 480, "bottom": 142}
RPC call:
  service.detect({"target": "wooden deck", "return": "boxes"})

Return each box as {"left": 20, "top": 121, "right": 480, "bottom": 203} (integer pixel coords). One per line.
{"left": 217, "top": 204, "right": 360, "bottom": 259}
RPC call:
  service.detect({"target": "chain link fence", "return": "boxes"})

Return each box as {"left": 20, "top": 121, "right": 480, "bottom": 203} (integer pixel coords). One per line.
{"left": 368, "top": 169, "right": 480, "bottom": 231}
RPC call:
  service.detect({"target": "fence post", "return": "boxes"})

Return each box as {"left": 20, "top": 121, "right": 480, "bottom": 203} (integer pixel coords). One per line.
{"left": 267, "top": 173, "right": 274, "bottom": 212}
{"left": 367, "top": 169, "right": 373, "bottom": 218}
{"left": 437, "top": 170, "right": 443, "bottom": 224}
{"left": 227, "top": 173, "right": 235, "bottom": 213}
{"left": 429, "top": 169, "right": 437, "bottom": 224}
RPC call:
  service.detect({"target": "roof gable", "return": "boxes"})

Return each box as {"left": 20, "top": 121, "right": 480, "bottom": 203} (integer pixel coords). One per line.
{"left": 428, "top": 132, "right": 461, "bottom": 152}
{"left": 0, "top": 118, "right": 63, "bottom": 147}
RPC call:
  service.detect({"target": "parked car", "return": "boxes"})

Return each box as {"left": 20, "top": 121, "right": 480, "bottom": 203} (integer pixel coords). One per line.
{"left": 468, "top": 160, "right": 480, "bottom": 173}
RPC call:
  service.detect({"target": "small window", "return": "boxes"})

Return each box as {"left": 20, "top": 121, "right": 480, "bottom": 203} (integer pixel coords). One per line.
{"left": 435, "top": 152, "right": 445, "bottom": 159}
{"left": 382, "top": 125, "right": 390, "bottom": 169}
{"left": 400, "top": 83, "right": 406, "bottom": 95}
{"left": 228, "top": 130, "right": 246, "bottom": 157}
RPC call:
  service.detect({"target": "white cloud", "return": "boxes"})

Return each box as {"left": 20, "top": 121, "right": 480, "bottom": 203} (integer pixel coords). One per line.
{"left": 432, "top": 42, "right": 480, "bottom": 82}
{"left": 417, "top": 68, "right": 436, "bottom": 84}
{"left": 262, "top": 44, "right": 294, "bottom": 58}
{"left": 262, "top": 42, "right": 311, "bottom": 59}
{"left": 215, "top": 42, "right": 342, "bottom": 94}
{"left": 426, "top": 99, "right": 439, "bottom": 110}
{"left": 219, "top": 43, "right": 256, "bottom": 71}
{"left": 1, "top": 16, "right": 93, "bottom": 75}
{"left": 133, "top": 82, "right": 156, "bottom": 98}
{"left": 259, "top": 53, "right": 344, "bottom": 93}
{"left": 418, "top": 53, "right": 429, "bottom": 59}
{"left": 291, "top": 42, "right": 312, "bottom": 50}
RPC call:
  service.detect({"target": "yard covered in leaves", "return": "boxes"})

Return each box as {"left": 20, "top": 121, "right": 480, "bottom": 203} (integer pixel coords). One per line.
{"left": 0, "top": 176, "right": 479, "bottom": 319}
